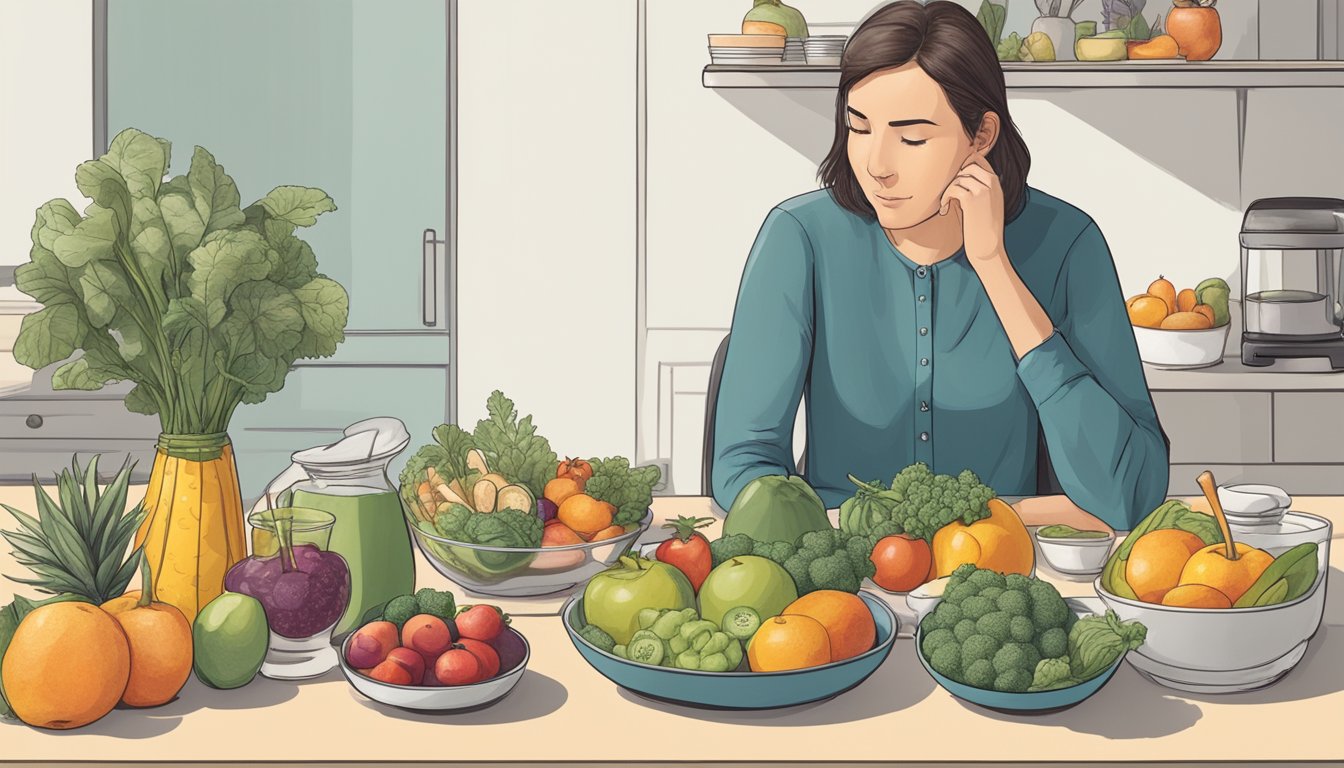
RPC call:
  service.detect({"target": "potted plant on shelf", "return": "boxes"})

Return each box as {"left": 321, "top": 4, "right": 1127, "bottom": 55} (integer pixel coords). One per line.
{"left": 1031, "top": 0, "right": 1085, "bottom": 61}
{"left": 10, "top": 127, "right": 349, "bottom": 623}
{"left": 1102, "top": 0, "right": 1152, "bottom": 50}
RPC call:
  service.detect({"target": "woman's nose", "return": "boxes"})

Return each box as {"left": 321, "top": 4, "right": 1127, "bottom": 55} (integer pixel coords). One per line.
{"left": 867, "top": 135, "right": 896, "bottom": 183}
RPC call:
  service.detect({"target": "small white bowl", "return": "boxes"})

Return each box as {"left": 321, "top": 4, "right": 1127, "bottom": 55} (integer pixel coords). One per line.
{"left": 905, "top": 576, "right": 951, "bottom": 623}
{"left": 1034, "top": 528, "right": 1116, "bottom": 576}
{"left": 339, "top": 628, "right": 530, "bottom": 712}
{"left": 1132, "top": 323, "right": 1230, "bottom": 369}
{"left": 1218, "top": 483, "right": 1291, "bottom": 529}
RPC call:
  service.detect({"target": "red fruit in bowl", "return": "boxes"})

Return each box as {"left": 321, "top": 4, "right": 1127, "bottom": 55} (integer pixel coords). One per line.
{"left": 458, "top": 638, "right": 500, "bottom": 679}
{"left": 369, "top": 659, "right": 414, "bottom": 686}
{"left": 402, "top": 614, "right": 454, "bottom": 662}
{"left": 435, "top": 646, "right": 483, "bottom": 686}
{"left": 421, "top": 667, "right": 443, "bottom": 687}
{"left": 346, "top": 620, "right": 399, "bottom": 669}
{"left": 456, "top": 605, "right": 505, "bottom": 642}
{"left": 384, "top": 647, "right": 426, "bottom": 682}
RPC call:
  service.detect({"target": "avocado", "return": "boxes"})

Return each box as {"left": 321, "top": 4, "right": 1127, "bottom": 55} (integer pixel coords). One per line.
{"left": 1198, "top": 286, "right": 1231, "bottom": 327}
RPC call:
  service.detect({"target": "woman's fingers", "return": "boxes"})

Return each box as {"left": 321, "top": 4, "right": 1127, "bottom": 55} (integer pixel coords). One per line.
{"left": 939, "top": 180, "right": 975, "bottom": 216}
{"left": 953, "top": 170, "right": 992, "bottom": 190}
{"left": 957, "top": 161, "right": 998, "bottom": 190}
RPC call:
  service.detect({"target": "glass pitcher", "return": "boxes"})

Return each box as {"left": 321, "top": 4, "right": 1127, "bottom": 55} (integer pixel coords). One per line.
{"left": 251, "top": 417, "right": 416, "bottom": 641}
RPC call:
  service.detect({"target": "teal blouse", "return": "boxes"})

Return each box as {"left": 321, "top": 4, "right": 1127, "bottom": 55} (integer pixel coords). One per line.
{"left": 711, "top": 187, "right": 1169, "bottom": 530}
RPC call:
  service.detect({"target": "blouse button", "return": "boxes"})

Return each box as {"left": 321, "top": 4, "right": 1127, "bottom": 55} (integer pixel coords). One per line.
{"left": 916, "top": 266, "right": 927, "bottom": 278}
{"left": 920, "top": 432, "right": 930, "bottom": 442}
{"left": 920, "top": 401, "right": 929, "bottom": 412}
{"left": 919, "top": 327, "right": 928, "bottom": 336}
{"left": 920, "top": 357, "right": 929, "bottom": 366}
{"left": 918, "top": 295, "right": 926, "bottom": 302}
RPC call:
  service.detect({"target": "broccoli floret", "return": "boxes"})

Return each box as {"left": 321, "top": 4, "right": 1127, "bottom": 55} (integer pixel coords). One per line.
{"left": 994, "top": 668, "right": 1033, "bottom": 693}
{"left": 844, "top": 535, "right": 878, "bottom": 581}
{"left": 1005, "top": 573, "right": 1030, "bottom": 592}
{"left": 578, "top": 623, "right": 616, "bottom": 653}
{"left": 710, "top": 533, "right": 756, "bottom": 568}
{"left": 922, "top": 627, "right": 956, "bottom": 657}
{"left": 992, "top": 641, "right": 1041, "bottom": 676}
{"left": 1030, "top": 585, "right": 1071, "bottom": 630}
{"left": 752, "top": 539, "right": 796, "bottom": 563}
{"left": 960, "top": 633, "right": 1000, "bottom": 666}
{"left": 960, "top": 595, "right": 994, "bottom": 621}
{"left": 944, "top": 580, "right": 981, "bottom": 606}
{"left": 929, "top": 642, "right": 963, "bottom": 679}
{"left": 1009, "top": 614, "right": 1036, "bottom": 643}
{"left": 808, "top": 551, "right": 862, "bottom": 593}
{"left": 414, "top": 588, "right": 456, "bottom": 621}
{"left": 1037, "top": 626, "right": 1069, "bottom": 659}
{"left": 995, "top": 589, "right": 1030, "bottom": 618}
{"left": 953, "top": 618, "right": 979, "bottom": 642}
{"left": 966, "top": 569, "right": 1006, "bottom": 591}
{"left": 964, "top": 658, "right": 996, "bottom": 689}
{"left": 782, "top": 552, "right": 817, "bottom": 595}
{"left": 925, "top": 603, "right": 962, "bottom": 632}
{"left": 976, "top": 611, "right": 1013, "bottom": 643}
{"left": 978, "top": 586, "right": 1004, "bottom": 604}
{"left": 382, "top": 595, "right": 420, "bottom": 629}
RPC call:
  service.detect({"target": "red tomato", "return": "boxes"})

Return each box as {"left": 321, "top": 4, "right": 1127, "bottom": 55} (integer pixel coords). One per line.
{"left": 655, "top": 516, "right": 715, "bottom": 591}
{"left": 456, "top": 604, "right": 505, "bottom": 642}
{"left": 870, "top": 535, "right": 933, "bottom": 593}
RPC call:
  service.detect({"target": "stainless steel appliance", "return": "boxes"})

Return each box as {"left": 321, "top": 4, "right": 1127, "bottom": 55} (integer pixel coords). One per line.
{"left": 1240, "top": 197, "right": 1344, "bottom": 369}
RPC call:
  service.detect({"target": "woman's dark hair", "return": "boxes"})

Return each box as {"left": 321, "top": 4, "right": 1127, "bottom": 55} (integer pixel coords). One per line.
{"left": 819, "top": 0, "right": 1031, "bottom": 221}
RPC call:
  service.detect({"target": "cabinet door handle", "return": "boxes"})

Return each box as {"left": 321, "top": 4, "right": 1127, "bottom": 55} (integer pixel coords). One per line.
{"left": 422, "top": 228, "right": 439, "bottom": 327}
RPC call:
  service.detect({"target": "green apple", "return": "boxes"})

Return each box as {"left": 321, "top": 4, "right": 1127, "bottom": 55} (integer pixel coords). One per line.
{"left": 193, "top": 593, "right": 269, "bottom": 689}
{"left": 582, "top": 555, "right": 695, "bottom": 646}
{"left": 698, "top": 556, "right": 799, "bottom": 629}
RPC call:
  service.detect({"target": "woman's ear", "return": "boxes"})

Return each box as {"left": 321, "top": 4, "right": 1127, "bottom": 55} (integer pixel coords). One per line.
{"left": 974, "top": 111, "right": 1001, "bottom": 154}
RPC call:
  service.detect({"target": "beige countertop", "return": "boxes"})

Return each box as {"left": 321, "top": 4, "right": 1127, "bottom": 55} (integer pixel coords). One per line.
{"left": 0, "top": 488, "right": 1340, "bottom": 767}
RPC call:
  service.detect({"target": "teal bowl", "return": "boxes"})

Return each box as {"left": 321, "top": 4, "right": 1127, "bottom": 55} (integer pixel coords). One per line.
{"left": 562, "top": 591, "right": 898, "bottom": 710}
{"left": 915, "top": 623, "right": 1125, "bottom": 714}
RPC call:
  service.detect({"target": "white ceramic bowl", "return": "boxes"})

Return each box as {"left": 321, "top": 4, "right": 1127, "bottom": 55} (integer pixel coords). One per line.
{"left": 1096, "top": 511, "right": 1332, "bottom": 694}
{"left": 1035, "top": 529, "right": 1116, "bottom": 576}
{"left": 338, "top": 628, "right": 530, "bottom": 712}
{"left": 1132, "top": 323, "right": 1230, "bottom": 369}
{"left": 1218, "top": 483, "right": 1292, "bottom": 529}
{"left": 904, "top": 576, "right": 951, "bottom": 623}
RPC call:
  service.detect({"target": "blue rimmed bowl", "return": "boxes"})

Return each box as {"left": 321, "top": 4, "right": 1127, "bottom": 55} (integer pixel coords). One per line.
{"left": 563, "top": 591, "right": 898, "bottom": 710}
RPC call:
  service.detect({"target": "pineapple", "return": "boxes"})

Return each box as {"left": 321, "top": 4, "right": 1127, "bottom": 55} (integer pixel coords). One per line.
{"left": 1, "top": 455, "right": 147, "bottom": 604}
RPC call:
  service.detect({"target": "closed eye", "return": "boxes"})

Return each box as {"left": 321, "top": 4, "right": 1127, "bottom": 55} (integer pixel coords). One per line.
{"left": 847, "top": 124, "right": 871, "bottom": 135}
{"left": 902, "top": 138, "right": 927, "bottom": 146}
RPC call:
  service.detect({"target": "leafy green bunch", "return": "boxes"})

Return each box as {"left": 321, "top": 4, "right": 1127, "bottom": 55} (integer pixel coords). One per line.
{"left": 839, "top": 462, "right": 997, "bottom": 543}
{"left": 13, "top": 128, "right": 349, "bottom": 434}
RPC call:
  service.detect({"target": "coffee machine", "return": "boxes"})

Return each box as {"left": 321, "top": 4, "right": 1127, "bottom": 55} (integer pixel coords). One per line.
{"left": 1240, "top": 197, "right": 1344, "bottom": 369}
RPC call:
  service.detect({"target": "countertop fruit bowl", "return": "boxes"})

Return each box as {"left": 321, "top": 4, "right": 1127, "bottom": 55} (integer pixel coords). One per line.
{"left": 562, "top": 591, "right": 898, "bottom": 710}
{"left": 338, "top": 627, "right": 530, "bottom": 712}
{"left": 1096, "top": 511, "right": 1332, "bottom": 694}
{"left": 406, "top": 502, "right": 654, "bottom": 597}
{"left": 917, "top": 598, "right": 1126, "bottom": 713}
{"left": 1132, "top": 323, "right": 1230, "bottom": 369}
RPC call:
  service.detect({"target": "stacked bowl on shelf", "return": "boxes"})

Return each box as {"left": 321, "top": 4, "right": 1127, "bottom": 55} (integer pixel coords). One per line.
{"left": 803, "top": 35, "right": 847, "bottom": 65}
{"left": 708, "top": 34, "right": 785, "bottom": 65}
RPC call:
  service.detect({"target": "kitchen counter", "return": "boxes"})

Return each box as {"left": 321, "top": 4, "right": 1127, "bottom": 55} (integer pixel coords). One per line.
{"left": 0, "top": 489, "right": 1340, "bottom": 767}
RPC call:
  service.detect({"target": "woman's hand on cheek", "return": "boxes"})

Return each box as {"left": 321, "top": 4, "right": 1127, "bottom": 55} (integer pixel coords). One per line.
{"left": 940, "top": 151, "right": 1007, "bottom": 265}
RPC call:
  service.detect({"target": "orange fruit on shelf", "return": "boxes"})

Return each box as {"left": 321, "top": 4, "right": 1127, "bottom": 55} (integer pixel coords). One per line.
{"left": 1147, "top": 276, "right": 1178, "bottom": 315}
{"left": 1, "top": 602, "right": 130, "bottom": 729}
{"left": 1176, "top": 288, "right": 1198, "bottom": 313}
{"left": 1127, "top": 295, "right": 1169, "bottom": 328}
{"left": 1125, "top": 528, "right": 1205, "bottom": 599}
{"left": 1161, "top": 583, "right": 1232, "bottom": 609}
{"left": 1161, "top": 311, "right": 1213, "bottom": 330}
{"left": 1193, "top": 304, "right": 1217, "bottom": 326}
{"left": 783, "top": 590, "right": 876, "bottom": 662}
{"left": 747, "top": 615, "right": 832, "bottom": 672}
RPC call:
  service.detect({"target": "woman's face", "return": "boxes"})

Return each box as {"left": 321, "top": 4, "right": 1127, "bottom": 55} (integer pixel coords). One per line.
{"left": 845, "top": 62, "right": 990, "bottom": 231}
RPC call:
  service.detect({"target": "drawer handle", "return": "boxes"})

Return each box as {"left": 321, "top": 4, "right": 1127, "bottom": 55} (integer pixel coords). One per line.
{"left": 25, "top": 414, "right": 43, "bottom": 429}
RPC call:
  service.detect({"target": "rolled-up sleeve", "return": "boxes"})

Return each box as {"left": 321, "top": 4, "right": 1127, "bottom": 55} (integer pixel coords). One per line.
{"left": 711, "top": 208, "right": 815, "bottom": 512}
{"left": 1017, "top": 222, "right": 1170, "bottom": 529}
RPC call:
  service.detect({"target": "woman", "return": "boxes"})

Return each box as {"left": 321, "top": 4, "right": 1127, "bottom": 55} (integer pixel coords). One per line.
{"left": 711, "top": 0, "right": 1169, "bottom": 531}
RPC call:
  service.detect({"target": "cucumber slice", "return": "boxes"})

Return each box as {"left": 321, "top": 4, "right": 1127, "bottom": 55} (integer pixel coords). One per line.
{"left": 651, "top": 610, "right": 689, "bottom": 640}
{"left": 679, "top": 619, "right": 718, "bottom": 642}
{"left": 724, "top": 638, "right": 744, "bottom": 669}
{"left": 700, "top": 652, "right": 731, "bottom": 672}
{"left": 669, "top": 634, "right": 690, "bottom": 655}
{"left": 721, "top": 605, "right": 763, "bottom": 641}
{"left": 676, "top": 650, "right": 701, "bottom": 669}
{"left": 701, "top": 631, "right": 731, "bottom": 656}
{"left": 692, "top": 630, "right": 712, "bottom": 652}
{"left": 627, "top": 634, "right": 665, "bottom": 666}
{"left": 638, "top": 608, "right": 664, "bottom": 630}
{"left": 612, "top": 644, "right": 627, "bottom": 659}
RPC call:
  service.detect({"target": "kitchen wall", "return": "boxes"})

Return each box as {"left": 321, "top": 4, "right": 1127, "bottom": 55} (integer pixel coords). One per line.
{"left": 640, "top": 0, "right": 1344, "bottom": 497}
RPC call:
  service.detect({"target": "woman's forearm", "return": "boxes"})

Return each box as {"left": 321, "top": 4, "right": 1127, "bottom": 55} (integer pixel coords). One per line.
{"left": 1013, "top": 496, "right": 1116, "bottom": 533}
{"left": 972, "top": 250, "right": 1056, "bottom": 359}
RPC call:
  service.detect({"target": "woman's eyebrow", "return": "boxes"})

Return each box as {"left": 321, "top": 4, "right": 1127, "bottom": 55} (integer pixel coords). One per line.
{"left": 889, "top": 118, "right": 937, "bottom": 127}
{"left": 846, "top": 106, "right": 869, "bottom": 120}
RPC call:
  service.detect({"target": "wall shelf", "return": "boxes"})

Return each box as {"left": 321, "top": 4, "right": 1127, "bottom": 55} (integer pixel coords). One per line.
{"left": 703, "top": 60, "right": 1344, "bottom": 90}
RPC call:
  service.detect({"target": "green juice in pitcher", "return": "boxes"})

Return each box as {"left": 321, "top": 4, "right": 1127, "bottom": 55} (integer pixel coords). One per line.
{"left": 291, "top": 487, "right": 414, "bottom": 637}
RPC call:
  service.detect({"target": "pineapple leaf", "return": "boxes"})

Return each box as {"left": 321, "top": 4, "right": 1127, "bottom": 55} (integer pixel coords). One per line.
{"left": 91, "top": 457, "right": 136, "bottom": 565}
{"left": 0, "top": 504, "right": 44, "bottom": 541}
{"left": 7, "top": 567, "right": 90, "bottom": 599}
{"left": 81, "top": 454, "right": 102, "bottom": 535}
{"left": 29, "top": 479, "right": 100, "bottom": 600}
{"left": 102, "top": 503, "right": 147, "bottom": 569}
{"left": 58, "top": 463, "right": 91, "bottom": 544}
{"left": 1, "top": 529, "right": 61, "bottom": 566}
{"left": 106, "top": 546, "right": 145, "bottom": 599}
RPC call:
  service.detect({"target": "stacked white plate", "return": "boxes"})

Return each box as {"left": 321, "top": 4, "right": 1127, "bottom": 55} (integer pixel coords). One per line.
{"left": 708, "top": 33, "right": 785, "bottom": 65}
{"left": 804, "top": 34, "right": 848, "bottom": 65}
{"left": 784, "top": 37, "right": 806, "bottom": 62}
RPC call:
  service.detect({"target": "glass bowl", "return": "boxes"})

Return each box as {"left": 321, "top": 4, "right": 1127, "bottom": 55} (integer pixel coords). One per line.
{"left": 402, "top": 498, "right": 653, "bottom": 597}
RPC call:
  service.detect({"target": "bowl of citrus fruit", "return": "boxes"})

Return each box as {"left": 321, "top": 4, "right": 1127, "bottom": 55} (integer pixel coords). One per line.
{"left": 1096, "top": 477, "right": 1332, "bottom": 694}
{"left": 1127, "top": 276, "right": 1232, "bottom": 369}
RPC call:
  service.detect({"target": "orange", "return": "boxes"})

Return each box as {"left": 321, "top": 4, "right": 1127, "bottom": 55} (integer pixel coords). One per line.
{"left": 1167, "top": 7, "right": 1221, "bottom": 61}
{"left": 1147, "top": 277, "right": 1177, "bottom": 315}
{"left": 1193, "top": 304, "right": 1217, "bottom": 326}
{"left": 1125, "top": 528, "right": 1205, "bottom": 599}
{"left": 783, "top": 591, "right": 876, "bottom": 662}
{"left": 544, "top": 477, "right": 582, "bottom": 506}
{"left": 102, "top": 590, "right": 194, "bottom": 708}
{"left": 747, "top": 615, "right": 832, "bottom": 672}
{"left": 1178, "top": 542, "right": 1274, "bottom": 604}
{"left": 1, "top": 602, "right": 130, "bottom": 729}
{"left": 1127, "top": 295, "right": 1169, "bottom": 328}
{"left": 557, "top": 494, "right": 615, "bottom": 537}
{"left": 1176, "top": 288, "right": 1198, "bottom": 313}
{"left": 1161, "top": 583, "right": 1232, "bottom": 609}
{"left": 1161, "top": 311, "right": 1213, "bottom": 330}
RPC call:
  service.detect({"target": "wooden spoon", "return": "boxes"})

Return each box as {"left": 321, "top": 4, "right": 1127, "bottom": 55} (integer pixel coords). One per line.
{"left": 1197, "top": 470, "right": 1238, "bottom": 561}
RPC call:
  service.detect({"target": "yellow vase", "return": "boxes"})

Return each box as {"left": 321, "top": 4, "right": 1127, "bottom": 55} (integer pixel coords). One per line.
{"left": 134, "top": 433, "right": 247, "bottom": 623}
